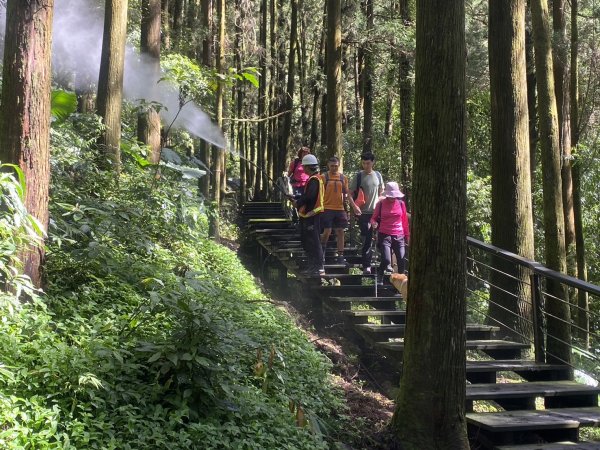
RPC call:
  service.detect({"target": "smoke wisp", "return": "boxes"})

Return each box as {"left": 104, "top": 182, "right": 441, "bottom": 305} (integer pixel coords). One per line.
{"left": 1, "top": 0, "right": 225, "bottom": 148}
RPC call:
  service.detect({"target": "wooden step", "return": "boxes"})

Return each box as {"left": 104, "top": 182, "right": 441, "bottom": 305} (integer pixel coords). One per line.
{"left": 467, "top": 360, "right": 572, "bottom": 384}
{"left": 314, "top": 285, "right": 396, "bottom": 297}
{"left": 323, "top": 296, "right": 402, "bottom": 312}
{"left": 468, "top": 407, "right": 600, "bottom": 431}
{"left": 466, "top": 381, "right": 600, "bottom": 411}
{"left": 376, "top": 339, "right": 529, "bottom": 361}
{"left": 341, "top": 309, "right": 406, "bottom": 324}
{"left": 356, "top": 323, "right": 498, "bottom": 341}
{"left": 467, "top": 408, "right": 600, "bottom": 449}
{"left": 495, "top": 441, "right": 600, "bottom": 449}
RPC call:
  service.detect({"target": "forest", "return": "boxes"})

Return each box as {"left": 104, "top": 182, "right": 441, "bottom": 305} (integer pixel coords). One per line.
{"left": 0, "top": 0, "right": 600, "bottom": 448}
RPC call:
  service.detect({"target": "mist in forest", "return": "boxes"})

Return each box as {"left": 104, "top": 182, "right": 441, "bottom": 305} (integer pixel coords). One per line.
{"left": 0, "top": 0, "right": 225, "bottom": 148}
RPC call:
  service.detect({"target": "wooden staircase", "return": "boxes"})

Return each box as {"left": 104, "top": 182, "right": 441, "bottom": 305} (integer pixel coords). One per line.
{"left": 241, "top": 203, "right": 600, "bottom": 449}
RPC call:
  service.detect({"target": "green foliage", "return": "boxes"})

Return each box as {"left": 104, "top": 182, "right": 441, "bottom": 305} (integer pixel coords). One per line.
{"left": 0, "top": 115, "right": 348, "bottom": 449}
{"left": 0, "top": 163, "right": 43, "bottom": 300}
{"left": 51, "top": 89, "right": 78, "bottom": 125}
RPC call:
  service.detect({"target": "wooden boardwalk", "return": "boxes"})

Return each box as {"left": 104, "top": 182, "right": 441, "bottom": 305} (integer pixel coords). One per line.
{"left": 240, "top": 202, "right": 600, "bottom": 449}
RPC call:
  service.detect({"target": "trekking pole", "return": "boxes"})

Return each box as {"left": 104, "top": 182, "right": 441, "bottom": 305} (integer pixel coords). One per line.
{"left": 371, "top": 228, "right": 378, "bottom": 297}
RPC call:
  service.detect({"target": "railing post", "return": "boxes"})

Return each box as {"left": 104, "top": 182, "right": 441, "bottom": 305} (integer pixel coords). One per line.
{"left": 531, "top": 273, "right": 545, "bottom": 363}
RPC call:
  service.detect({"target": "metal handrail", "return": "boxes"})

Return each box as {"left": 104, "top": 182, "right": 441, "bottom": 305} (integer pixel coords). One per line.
{"left": 467, "top": 237, "right": 599, "bottom": 372}
{"left": 468, "top": 237, "right": 600, "bottom": 296}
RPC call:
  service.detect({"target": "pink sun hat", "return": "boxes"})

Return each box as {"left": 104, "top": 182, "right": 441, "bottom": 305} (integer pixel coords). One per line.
{"left": 383, "top": 181, "right": 405, "bottom": 198}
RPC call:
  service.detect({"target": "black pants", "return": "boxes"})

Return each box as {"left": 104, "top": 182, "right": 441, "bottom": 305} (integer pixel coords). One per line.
{"left": 358, "top": 213, "right": 374, "bottom": 269}
{"left": 300, "top": 215, "right": 324, "bottom": 270}
{"left": 377, "top": 233, "right": 406, "bottom": 275}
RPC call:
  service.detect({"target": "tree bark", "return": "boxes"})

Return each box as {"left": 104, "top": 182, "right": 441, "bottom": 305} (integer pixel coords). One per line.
{"left": 161, "top": 0, "right": 171, "bottom": 50}
{"left": 199, "top": 0, "right": 212, "bottom": 200}
{"left": 256, "top": 0, "right": 268, "bottom": 198}
{"left": 392, "top": 0, "right": 469, "bottom": 447}
{"left": 569, "top": 0, "right": 589, "bottom": 349}
{"left": 399, "top": 0, "right": 414, "bottom": 207}
{"left": 525, "top": 23, "right": 538, "bottom": 184}
{"left": 139, "top": 0, "right": 162, "bottom": 164}
{"left": 326, "top": 0, "right": 343, "bottom": 167}
{"left": 209, "top": 0, "right": 225, "bottom": 240}
{"left": 0, "top": 0, "right": 54, "bottom": 288}
{"left": 553, "top": 0, "right": 576, "bottom": 283}
{"left": 97, "top": 0, "right": 129, "bottom": 173}
{"left": 281, "top": 0, "right": 298, "bottom": 173}
{"left": 488, "top": 0, "right": 535, "bottom": 344}
{"left": 362, "top": 0, "right": 374, "bottom": 154}
{"left": 530, "top": 0, "right": 572, "bottom": 366}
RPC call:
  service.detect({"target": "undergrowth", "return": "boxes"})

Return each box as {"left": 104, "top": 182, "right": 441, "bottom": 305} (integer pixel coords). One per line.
{"left": 0, "top": 113, "right": 350, "bottom": 449}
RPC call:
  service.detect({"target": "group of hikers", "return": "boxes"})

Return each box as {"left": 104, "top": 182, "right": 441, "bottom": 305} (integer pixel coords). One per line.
{"left": 287, "top": 147, "right": 410, "bottom": 278}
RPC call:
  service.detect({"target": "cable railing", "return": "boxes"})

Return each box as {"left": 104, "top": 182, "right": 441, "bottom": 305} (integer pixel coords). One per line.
{"left": 467, "top": 237, "right": 600, "bottom": 381}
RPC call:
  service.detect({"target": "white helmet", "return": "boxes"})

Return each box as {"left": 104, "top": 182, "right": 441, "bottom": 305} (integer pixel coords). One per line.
{"left": 301, "top": 154, "right": 319, "bottom": 166}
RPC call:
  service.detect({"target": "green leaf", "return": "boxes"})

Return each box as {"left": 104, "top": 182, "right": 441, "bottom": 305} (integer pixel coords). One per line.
{"left": 51, "top": 89, "right": 78, "bottom": 124}
{"left": 242, "top": 72, "right": 259, "bottom": 88}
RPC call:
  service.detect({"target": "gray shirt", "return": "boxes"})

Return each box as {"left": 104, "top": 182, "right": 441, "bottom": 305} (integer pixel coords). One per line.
{"left": 349, "top": 170, "right": 384, "bottom": 214}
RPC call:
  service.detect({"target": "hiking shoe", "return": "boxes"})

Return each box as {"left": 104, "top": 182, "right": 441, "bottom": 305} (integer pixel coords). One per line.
{"left": 383, "top": 268, "right": 393, "bottom": 276}
{"left": 362, "top": 267, "right": 372, "bottom": 275}
{"left": 336, "top": 255, "right": 347, "bottom": 265}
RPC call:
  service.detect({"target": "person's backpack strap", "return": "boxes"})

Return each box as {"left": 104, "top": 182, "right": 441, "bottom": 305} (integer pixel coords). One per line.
{"left": 340, "top": 173, "right": 347, "bottom": 194}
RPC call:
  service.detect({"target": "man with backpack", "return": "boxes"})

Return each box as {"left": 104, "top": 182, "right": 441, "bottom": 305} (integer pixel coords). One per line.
{"left": 349, "top": 152, "right": 384, "bottom": 275}
{"left": 293, "top": 154, "right": 325, "bottom": 276}
{"left": 320, "top": 156, "right": 361, "bottom": 265}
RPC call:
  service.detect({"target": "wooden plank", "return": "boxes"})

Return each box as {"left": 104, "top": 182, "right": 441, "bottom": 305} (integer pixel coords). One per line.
{"left": 467, "top": 360, "right": 570, "bottom": 373}
{"left": 466, "top": 381, "right": 600, "bottom": 401}
{"left": 467, "top": 407, "right": 600, "bottom": 432}
{"left": 377, "top": 339, "right": 529, "bottom": 353}
{"left": 342, "top": 309, "right": 406, "bottom": 317}
{"left": 495, "top": 441, "right": 600, "bottom": 449}
{"left": 358, "top": 323, "right": 498, "bottom": 333}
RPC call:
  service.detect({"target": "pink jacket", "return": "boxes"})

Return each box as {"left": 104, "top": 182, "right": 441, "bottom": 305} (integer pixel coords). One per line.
{"left": 288, "top": 158, "right": 310, "bottom": 188}
{"left": 370, "top": 198, "right": 410, "bottom": 239}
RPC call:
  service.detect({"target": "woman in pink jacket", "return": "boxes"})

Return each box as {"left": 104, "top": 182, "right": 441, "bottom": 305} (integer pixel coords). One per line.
{"left": 287, "top": 147, "right": 311, "bottom": 197}
{"left": 370, "top": 182, "right": 410, "bottom": 277}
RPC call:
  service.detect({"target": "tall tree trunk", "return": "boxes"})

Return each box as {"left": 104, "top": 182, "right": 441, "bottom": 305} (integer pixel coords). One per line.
{"left": 530, "top": 0, "right": 572, "bottom": 367}
{"left": 488, "top": 0, "right": 535, "bottom": 344}
{"left": 525, "top": 23, "right": 538, "bottom": 183}
{"left": 354, "top": 48, "right": 363, "bottom": 133}
{"left": 172, "top": 0, "right": 183, "bottom": 50}
{"left": 0, "top": 0, "right": 54, "bottom": 288}
{"left": 256, "top": 0, "right": 268, "bottom": 198}
{"left": 310, "top": 8, "right": 326, "bottom": 150}
{"left": 161, "top": 0, "right": 171, "bottom": 50}
{"left": 97, "top": 0, "right": 129, "bottom": 173}
{"left": 553, "top": 0, "right": 576, "bottom": 284}
{"left": 399, "top": 0, "right": 415, "bottom": 207}
{"left": 209, "top": 0, "right": 225, "bottom": 239}
{"left": 362, "top": 0, "right": 374, "bottom": 154}
{"left": 570, "top": 0, "right": 589, "bottom": 349}
{"left": 326, "top": 0, "right": 343, "bottom": 166}
{"left": 235, "top": 0, "right": 246, "bottom": 204}
{"left": 199, "top": 0, "right": 212, "bottom": 200}
{"left": 392, "top": 0, "right": 469, "bottom": 447}
{"left": 281, "top": 0, "right": 298, "bottom": 173}
{"left": 138, "top": 0, "right": 162, "bottom": 164}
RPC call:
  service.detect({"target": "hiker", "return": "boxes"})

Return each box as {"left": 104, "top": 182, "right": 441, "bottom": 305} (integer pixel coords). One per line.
{"left": 292, "top": 154, "right": 325, "bottom": 276}
{"left": 320, "top": 156, "right": 361, "bottom": 265}
{"left": 287, "top": 146, "right": 311, "bottom": 197}
{"left": 349, "top": 152, "right": 384, "bottom": 275}
{"left": 370, "top": 181, "right": 410, "bottom": 278}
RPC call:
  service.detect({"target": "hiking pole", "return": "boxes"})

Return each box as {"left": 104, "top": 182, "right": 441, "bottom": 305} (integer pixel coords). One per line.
{"left": 371, "top": 228, "right": 378, "bottom": 298}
